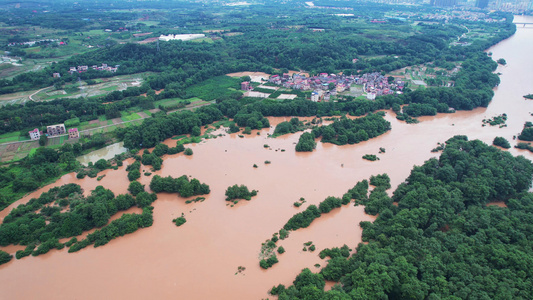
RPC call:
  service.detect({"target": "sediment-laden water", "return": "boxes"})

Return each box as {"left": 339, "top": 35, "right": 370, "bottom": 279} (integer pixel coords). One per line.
{"left": 0, "top": 16, "right": 532, "bottom": 300}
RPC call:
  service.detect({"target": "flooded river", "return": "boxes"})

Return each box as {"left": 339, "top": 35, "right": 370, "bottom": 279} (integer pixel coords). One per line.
{"left": 1, "top": 16, "right": 533, "bottom": 299}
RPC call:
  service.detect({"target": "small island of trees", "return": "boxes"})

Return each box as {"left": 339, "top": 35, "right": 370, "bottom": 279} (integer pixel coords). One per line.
{"left": 312, "top": 113, "right": 391, "bottom": 146}
{"left": 518, "top": 122, "right": 533, "bottom": 141}
{"left": 493, "top": 136, "right": 511, "bottom": 149}
{"left": 149, "top": 175, "right": 210, "bottom": 197}
{"left": 225, "top": 184, "right": 258, "bottom": 201}
{"left": 362, "top": 154, "right": 379, "bottom": 161}
{"left": 173, "top": 216, "right": 186, "bottom": 227}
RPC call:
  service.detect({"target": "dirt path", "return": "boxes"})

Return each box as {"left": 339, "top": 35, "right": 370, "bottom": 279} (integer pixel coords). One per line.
{"left": 28, "top": 86, "right": 50, "bottom": 101}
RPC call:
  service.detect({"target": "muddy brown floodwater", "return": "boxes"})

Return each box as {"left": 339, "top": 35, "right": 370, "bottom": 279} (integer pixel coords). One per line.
{"left": 1, "top": 16, "right": 533, "bottom": 300}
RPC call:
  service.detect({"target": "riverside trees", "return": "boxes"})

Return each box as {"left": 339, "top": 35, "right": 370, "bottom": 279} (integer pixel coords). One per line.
{"left": 273, "top": 136, "right": 533, "bottom": 299}
{"left": 295, "top": 132, "right": 316, "bottom": 152}
{"left": 0, "top": 184, "right": 156, "bottom": 257}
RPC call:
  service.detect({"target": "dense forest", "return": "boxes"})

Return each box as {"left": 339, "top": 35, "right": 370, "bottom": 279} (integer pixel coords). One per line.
{"left": 272, "top": 136, "right": 533, "bottom": 299}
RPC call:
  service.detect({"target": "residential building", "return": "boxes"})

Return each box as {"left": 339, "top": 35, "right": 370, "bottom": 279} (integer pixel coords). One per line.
{"left": 47, "top": 124, "right": 66, "bottom": 137}
{"left": 366, "top": 92, "right": 377, "bottom": 100}
{"left": 241, "top": 81, "right": 251, "bottom": 91}
{"left": 53, "top": 73, "right": 61, "bottom": 78}
{"left": 311, "top": 91, "right": 320, "bottom": 102}
{"left": 28, "top": 128, "right": 41, "bottom": 140}
{"left": 68, "top": 128, "right": 80, "bottom": 139}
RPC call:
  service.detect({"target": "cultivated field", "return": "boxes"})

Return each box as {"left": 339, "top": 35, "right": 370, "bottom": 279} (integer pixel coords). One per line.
{"left": 0, "top": 72, "right": 153, "bottom": 106}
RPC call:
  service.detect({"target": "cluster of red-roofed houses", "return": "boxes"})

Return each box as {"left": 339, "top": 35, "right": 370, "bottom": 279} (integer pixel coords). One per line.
{"left": 28, "top": 124, "right": 79, "bottom": 141}
{"left": 268, "top": 72, "right": 405, "bottom": 102}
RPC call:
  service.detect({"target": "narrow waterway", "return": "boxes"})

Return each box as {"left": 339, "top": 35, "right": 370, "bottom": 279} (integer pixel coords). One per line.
{"left": 0, "top": 17, "right": 532, "bottom": 300}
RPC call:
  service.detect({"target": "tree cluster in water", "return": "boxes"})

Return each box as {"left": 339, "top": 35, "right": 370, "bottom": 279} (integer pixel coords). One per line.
{"left": 149, "top": 175, "right": 210, "bottom": 198}
{"left": 271, "top": 136, "right": 533, "bottom": 299}
{"left": 0, "top": 184, "right": 155, "bottom": 262}
{"left": 313, "top": 112, "right": 391, "bottom": 146}
{"left": 225, "top": 184, "right": 258, "bottom": 201}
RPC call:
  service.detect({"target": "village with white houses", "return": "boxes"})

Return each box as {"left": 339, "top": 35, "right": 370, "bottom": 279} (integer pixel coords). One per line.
{"left": 7, "top": 38, "right": 63, "bottom": 47}
{"left": 67, "top": 63, "right": 119, "bottom": 75}
{"left": 259, "top": 71, "right": 405, "bottom": 102}
{"left": 28, "top": 124, "right": 79, "bottom": 141}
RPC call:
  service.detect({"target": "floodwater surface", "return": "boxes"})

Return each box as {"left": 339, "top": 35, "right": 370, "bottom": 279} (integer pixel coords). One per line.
{"left": 76, "top": 141, "right": 127, "bottom": 166}
{"left": 1, "top": 16, "right": 533, "bottom": 300}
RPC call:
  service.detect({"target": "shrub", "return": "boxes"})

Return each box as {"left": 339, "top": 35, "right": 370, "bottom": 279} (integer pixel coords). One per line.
{"left": 362, "top": 154, "right": 379, "bottom": 161}
{"left": 128, "top": 181, "right": 145, "bottom": 196}
{"left": 318, "top": 196, "right": 342, "bottom": 213}
{"left": 369, "top": 174, "right": 391, "bottom": 189}
{"left": 150, "top": 175, "right": 210, "bottom": 197}
{"left": 284, "top": 205, "right": 321, "bottom": 231}
{"left": 225, "top": 184, "right": 258, "bottom": 201}
{"left": 295, "top": 132, "right": 316, "bottom": 152}
{"left": 259, "top": 254, "right": 279, "bottom": 269}
{"left": 128, "top": 169, "right": 141, "bottom": 181}
{"left": 0, "top": 250, "right": 13, "bottom": 265}
{"left": 493, "top": 136, "right": 511, "bottom": 149}
{"left": 173, "top": 217, "right": 187, "bottom": 226}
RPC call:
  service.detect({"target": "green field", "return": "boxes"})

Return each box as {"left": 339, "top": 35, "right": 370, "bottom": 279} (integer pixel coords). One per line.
{"left": 78, "top": 121, "right": 102, "bottom": 131}
{"left": 184, "top": 76, "right": 242, "bottom": 101}
{"left": 101, "top": 86, "right": 118, "bottom": 92}
{"left": 154, "top": 97, "right": 202, "bottom": 108}
{"left": 121, "top": 112, "right": 143, "bottom": 122}
{"left": 0, "top": 131, "right": 30, "bottom": 144}
{"left": 190, "top": 38, "right": 214, "bottom": 43}
{"left": 0, "top": 72, "right": 154, "bottom": 104}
